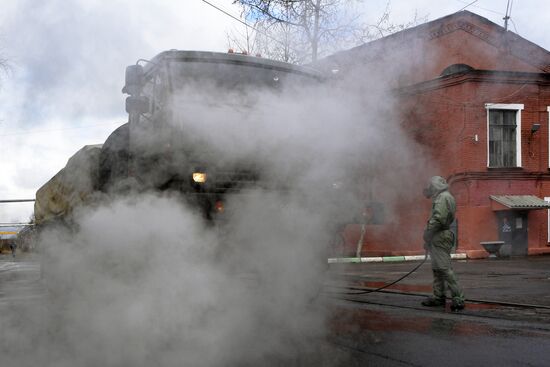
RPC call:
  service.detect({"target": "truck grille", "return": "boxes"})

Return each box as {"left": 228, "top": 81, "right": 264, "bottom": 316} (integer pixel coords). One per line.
{"left": 212, "top": 170, "right": 260, "bottom": 191}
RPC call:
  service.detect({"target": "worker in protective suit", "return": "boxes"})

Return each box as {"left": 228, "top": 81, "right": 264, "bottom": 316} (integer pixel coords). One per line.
{"left": 421, "top": 176, "right": 465, "bottom": 311}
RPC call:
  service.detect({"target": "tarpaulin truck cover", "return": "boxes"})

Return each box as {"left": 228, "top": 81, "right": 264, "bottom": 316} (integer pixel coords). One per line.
{"left": 34, "top": 144, "right": 102, "bottom": 224}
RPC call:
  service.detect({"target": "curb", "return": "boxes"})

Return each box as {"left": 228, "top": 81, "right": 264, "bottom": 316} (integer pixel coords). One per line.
{"left": 328, "top": 253, "right": 467, "bottom": 264}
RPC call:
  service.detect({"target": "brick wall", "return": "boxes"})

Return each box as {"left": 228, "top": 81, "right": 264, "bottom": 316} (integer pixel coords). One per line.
{"left": 330, "top": 11, "right": 550, "bottom": 257}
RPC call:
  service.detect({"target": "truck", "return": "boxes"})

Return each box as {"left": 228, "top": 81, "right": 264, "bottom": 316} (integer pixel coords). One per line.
{"left": 34, "top": 50, "right": 325, "bottom": 226}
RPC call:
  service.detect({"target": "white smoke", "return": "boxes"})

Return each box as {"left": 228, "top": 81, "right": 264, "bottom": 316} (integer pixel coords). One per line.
{"left": 17, "top": 191, "right": 328, "bottom": 367}
{"left": 0, "top": 49, "right": 437, "bottom": 366}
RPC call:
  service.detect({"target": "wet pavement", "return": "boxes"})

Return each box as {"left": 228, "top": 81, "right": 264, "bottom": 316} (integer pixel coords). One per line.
{"left": 324, "top": 255, "right": 550, "bottom": 366}
{"left": 328, "top": 255, "right": 550, "bottom": 307}
{"left": 2, "top": 252, "right": 550, "bottom": 366}
{"left": 0, "top": 252, "right": 44, "bottom": 307}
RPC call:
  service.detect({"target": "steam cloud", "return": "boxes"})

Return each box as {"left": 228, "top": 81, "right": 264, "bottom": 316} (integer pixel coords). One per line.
{"left": 0, "top": 61, "right": 435, "bottom": 366}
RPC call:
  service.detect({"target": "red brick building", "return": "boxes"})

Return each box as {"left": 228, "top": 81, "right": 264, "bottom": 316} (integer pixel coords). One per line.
{"left": 323, "top": 11, "right": 550, "bottom": 258}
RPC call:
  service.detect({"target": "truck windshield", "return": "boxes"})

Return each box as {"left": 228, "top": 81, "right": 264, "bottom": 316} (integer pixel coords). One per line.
{"left": 142, "top": 57, "right": 320, "bottom": 129}
{"left": 165, "top": 59, "right": 318, "bottom": 93}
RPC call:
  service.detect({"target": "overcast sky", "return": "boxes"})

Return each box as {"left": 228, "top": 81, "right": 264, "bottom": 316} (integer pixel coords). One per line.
{"left": 0, "top": 0, "right": 549, "bottom": 223}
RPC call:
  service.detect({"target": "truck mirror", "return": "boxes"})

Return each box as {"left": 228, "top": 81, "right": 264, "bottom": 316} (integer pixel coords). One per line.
{"left": 125, "top": 96, "right": 150, "bottom": 114}
{"left": 122, "top": 64, "right": 144, "bottom": 96}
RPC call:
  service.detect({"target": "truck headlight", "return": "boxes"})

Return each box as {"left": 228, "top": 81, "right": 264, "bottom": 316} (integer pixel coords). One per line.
{"left": 192, "top": 172, "right": 207, "bottom": 183}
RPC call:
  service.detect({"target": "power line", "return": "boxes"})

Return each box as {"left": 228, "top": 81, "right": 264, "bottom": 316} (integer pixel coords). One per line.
{"left": 200, "top": 0, "right": 296, "bottom": 52}
{"left": 458, "top": 0, "right": 479, "bottom": 12}
{"left": 509, "top": 18, "right": 519, "bottom": 35}
{"left": 455, "top": 0, "right": 518, "bottom": 35}
{"left": 455, "top": 0, "right": 505, "bottom": 15}
{"left": 502, "top": 0, "right": 519, "bottom": 35}
{"left": 201, "top": 0, "right": 251, "bottom": 30}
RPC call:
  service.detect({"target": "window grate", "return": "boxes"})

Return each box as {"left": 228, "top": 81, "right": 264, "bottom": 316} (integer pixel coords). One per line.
{"left": 489, "top": 109, "right": 517, "bottom": 167}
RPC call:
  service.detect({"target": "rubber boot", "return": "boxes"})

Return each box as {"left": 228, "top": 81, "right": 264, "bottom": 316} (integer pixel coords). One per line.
{"left": 450, "top": 300, "right": 465, "bottom": 312}
{"left": 421, "top": 297, "right": 445, "bottom": 307}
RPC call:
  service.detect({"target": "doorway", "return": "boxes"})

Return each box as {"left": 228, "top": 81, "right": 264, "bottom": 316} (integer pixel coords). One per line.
{"left": 497, "top": 211, "right": 528, "bottom": 256}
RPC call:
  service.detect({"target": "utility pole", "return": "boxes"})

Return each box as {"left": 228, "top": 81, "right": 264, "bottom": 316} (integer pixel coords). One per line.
{"left": 503, "top": 0, "right": 511, "bottom": 31}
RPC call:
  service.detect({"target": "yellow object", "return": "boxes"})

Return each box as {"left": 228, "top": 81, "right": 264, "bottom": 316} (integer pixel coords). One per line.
{"left": 192, "top": 172, "right": 207, "bottom": 183}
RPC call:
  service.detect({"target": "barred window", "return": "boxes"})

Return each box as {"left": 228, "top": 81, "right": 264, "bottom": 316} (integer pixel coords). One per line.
{"left": 488, "top": 109, "right": 518, "bottom": 167}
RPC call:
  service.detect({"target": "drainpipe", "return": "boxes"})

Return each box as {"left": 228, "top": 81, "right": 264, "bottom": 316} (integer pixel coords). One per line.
{"left": 355, "top": 224, "right": 366, "bottom": 258}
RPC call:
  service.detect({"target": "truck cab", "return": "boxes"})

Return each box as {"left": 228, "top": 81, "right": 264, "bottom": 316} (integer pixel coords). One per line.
{"left": 98, "top": 50, "right": 323, "bottom": 221}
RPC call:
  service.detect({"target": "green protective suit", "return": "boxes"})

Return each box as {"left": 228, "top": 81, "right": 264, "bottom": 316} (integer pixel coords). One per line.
{"left": 423, "top": 176, "right": 464, "bottom": 304}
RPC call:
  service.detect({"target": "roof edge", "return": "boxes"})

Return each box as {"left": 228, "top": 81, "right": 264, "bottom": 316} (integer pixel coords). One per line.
{"left": 397, "top": 68, "right": 550, "bottom": 95}
{"left": 319, "top": 10, "right": 550, "bottom": 73}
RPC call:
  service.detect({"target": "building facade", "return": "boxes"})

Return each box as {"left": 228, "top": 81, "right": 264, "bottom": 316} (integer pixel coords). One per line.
{"left": 323, "top": 11, "right": 550, "bottom": 258}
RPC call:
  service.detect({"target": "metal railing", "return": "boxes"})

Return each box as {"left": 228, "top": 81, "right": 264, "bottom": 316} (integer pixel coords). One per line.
{"left": 0, "top": 199, "right": 35, "bottom": 203}
{"left": 0, "top": 199, "right": 36, "bottom": 228}
{"left": 0, "top": 223, "right": 34, "bottom": 227}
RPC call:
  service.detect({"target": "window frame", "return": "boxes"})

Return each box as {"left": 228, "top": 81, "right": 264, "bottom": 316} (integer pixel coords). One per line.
{"left": 485, "top": 103, "right": 524, "bottom": 168}
{"left": 547, "top": 106, "right": 550, "bottom": 169}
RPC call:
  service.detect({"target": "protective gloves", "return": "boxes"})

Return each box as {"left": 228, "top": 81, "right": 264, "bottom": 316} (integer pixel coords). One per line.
{"left": 423, "top": 228, "right": 435, "bottom": 243}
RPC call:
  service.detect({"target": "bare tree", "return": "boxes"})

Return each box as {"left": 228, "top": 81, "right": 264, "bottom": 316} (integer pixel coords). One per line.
{"left": 0, "top": 57, "right": 7, "bottom": 73}
{"left": 232, "top": 0, "right": 427, "bottom": 63}
{"left": 233, "top": 0, "right": 360, "bottom": 63}
{"left": 0, "top": 43, "right": 9, "bottom": 125}
{"left": 0, "top": 41, "right": 10, "bottom": 85}
{"left": 227, "top": 15, "right": 302, "bottom": 63}
{"left": 357, "top": 2, "right": 427, "bottom": 42}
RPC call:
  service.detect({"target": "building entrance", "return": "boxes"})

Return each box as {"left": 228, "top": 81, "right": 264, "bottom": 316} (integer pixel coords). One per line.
{"left": 497, "top": 211, "right": 528, "bottom": 256}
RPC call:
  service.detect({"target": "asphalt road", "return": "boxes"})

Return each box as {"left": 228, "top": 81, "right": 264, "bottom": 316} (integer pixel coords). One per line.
{"left": 1, "top": 252, "right": 550, "bottom": 366}
{"left": 324, "top": 256, "right": 550, "bottom": 366}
